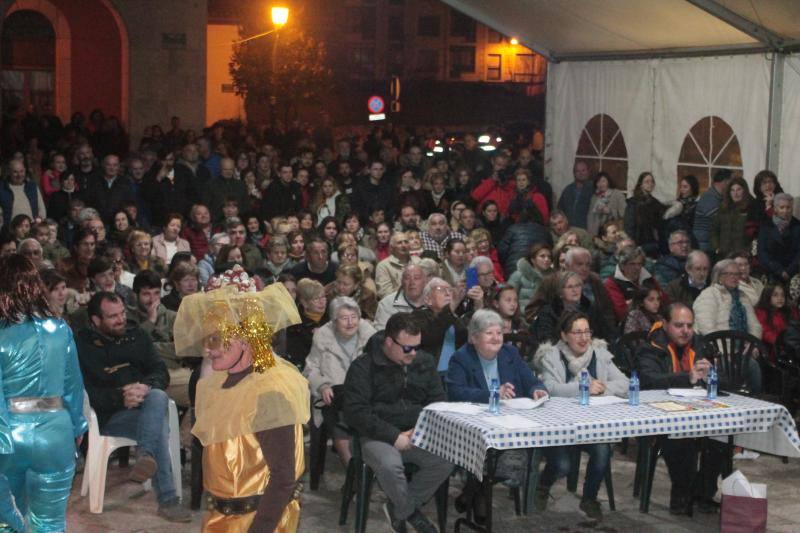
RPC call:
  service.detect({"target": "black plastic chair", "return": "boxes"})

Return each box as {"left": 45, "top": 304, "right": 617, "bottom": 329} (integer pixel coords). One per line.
{"left": 699, "top": 330, "right": 769, "bottom": 396}
{"left": 612, "top": 331, "right": 649, "bottom": 377}
{"left": 340, "top": 433, "right": 449, "bottom": 533}
{"left": 308, "top": 405, "right": 329, "bottom": 491}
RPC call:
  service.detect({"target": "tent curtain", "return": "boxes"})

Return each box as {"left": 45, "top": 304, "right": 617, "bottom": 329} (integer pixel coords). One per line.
{"left": 546, "top": 54, "right": 773, "bottom": 202}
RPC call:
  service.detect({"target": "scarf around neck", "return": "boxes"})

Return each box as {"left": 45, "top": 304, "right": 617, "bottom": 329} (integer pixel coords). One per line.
{"left": 557, "top": 340, "right": 594, "bottom": 378}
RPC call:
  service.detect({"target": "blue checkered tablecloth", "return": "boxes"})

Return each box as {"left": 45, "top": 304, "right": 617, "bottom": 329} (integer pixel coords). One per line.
{"left": 411, "top": 391, "right": 800, "bottom": 479}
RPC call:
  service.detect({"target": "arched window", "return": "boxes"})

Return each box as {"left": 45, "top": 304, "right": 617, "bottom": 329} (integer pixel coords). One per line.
{"left": 677, "top": 116, "right": 743, "bottom": 191}
{"left": 1, "top": 10, "right": 55, "bottom": 117}
{"left": 575, "top": 113, "right": 629, "bottom": 190}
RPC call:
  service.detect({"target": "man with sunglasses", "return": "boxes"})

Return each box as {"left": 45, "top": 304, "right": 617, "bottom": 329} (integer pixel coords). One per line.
{"left": 343, "top": 313, "right": 453, "bottom": 533}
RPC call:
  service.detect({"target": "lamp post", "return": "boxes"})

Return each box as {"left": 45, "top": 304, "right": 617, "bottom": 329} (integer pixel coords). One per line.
{"left": 269, "top": 6, "right": 288, "bottom": 128}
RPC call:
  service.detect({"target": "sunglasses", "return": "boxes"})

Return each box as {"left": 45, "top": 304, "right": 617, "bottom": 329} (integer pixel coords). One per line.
{"left": 391, "top": 337, "right": 422, "bottom": 354}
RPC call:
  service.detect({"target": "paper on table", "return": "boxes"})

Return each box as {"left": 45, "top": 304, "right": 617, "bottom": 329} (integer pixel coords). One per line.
{"left": 587, "top": 396, "right": 628, "bottom": 406}
{"left": 668, "top": 388, "right": 708, "bottom": 398}
{"left": 480, "top": 414, "right": 540, "bottom": 430}
{"left": 424, "top": 402, "right": 485, "bottom": 415}
{"left": 502, "top": 396, "right": 548, "bottom": 409}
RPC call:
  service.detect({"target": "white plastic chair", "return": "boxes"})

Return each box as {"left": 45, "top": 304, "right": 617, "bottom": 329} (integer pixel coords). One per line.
{"left": 80, "top": 391, "right": 183, "bottom": 513}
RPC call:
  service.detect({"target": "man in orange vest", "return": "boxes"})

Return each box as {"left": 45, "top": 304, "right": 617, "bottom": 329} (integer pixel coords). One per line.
{"left": 637, "top": 303, "right": 723, "bottom": 516}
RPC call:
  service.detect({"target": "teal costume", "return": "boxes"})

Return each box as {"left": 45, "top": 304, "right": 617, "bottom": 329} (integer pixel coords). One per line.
{"left": 0, "top": 317, "right": 87, "bottom": 532}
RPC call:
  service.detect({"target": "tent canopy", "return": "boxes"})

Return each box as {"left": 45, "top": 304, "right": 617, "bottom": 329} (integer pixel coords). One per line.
{"left": 443, "top": 0, "right": 800, "bottom": 61}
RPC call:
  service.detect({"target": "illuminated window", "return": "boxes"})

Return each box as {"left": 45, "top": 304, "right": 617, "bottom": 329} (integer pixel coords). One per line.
{"left": 486, "top": 54, "right": 501, "bottom": 81}
{"left": 575, "top": 113, "right": 629, "bottom": 190}
{"left": 677, "top": 116, "right": 743, "bottom": 191}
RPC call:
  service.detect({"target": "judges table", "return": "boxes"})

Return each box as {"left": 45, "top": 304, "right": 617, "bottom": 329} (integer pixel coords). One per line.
{"left": 411, "top": 391, "right": 800, "bottom": 530}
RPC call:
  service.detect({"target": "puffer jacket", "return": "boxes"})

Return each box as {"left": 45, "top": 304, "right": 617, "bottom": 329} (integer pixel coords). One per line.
{"left": 304, "top": 320, "right": 376, "bottom": 426}
{"left": 692, "top": 283, "right": 762, "bottom": 338}
{"left": 533, "top": 340, "right": 629, "bottom": 398}
{"left": 496, "top": 221, "right": 551, "bottom": 275}
{"left": 343, "top": 332, "right": 444, "bottom": 444}
{"left": 507, "top": 257, "right": 549, "bottom": 311}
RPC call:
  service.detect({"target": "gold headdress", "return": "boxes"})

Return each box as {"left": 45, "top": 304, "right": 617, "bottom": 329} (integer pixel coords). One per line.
{"left": 173, "top": 266, "right": 300, "bottom": 371}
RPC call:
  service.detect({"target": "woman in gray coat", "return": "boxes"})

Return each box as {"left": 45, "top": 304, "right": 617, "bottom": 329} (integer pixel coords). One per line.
{"left": 304, "top": 296, "right": 376, "bottom": 465}
{"left": 587, "top": 172, "right": 626, "bottom": 237}
{"left": 532, "top": 310, "right": 629, "bottom": 520}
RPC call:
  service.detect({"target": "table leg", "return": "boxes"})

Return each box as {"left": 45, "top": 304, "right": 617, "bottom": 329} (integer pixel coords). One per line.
{"left": 639, "top": 436, "right": 654, "bottom": 513}
{"left": 523, "top": 448, "right": 543, "bottom": 515}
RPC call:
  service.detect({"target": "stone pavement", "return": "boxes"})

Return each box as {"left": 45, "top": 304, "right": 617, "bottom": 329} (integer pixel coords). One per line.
{"left": 67, "top": 442, "right": 800, "bottom": 532}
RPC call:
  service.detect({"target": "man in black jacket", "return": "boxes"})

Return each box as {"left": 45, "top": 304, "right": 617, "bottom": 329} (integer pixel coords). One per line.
{"left": 76, "top": 292, "right": 189, "bottom": 522}
{"left": 343, "top": 313, "right": 452, "bottom": 533}
{"left": 82, "top": 154, "right": 134, "bottom": 224}
{"left": 637, "top": 303, "right": 723, "bottom": 516}
{"left": 260, "top": 164, "right": 302, "bottom": 221}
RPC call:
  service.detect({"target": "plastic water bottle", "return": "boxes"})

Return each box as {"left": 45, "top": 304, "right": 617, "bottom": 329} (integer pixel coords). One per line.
{"left": 489, "top": 378, "right": 500, "bottom": 414}
{"left": 579, "top": 370, "right": 590, "bottom": 406}
{"left": 629, "top": 371, "right": 640, "bottom": 406}
{"left": 707, "top": 366, "right": 718, "bottom": 400}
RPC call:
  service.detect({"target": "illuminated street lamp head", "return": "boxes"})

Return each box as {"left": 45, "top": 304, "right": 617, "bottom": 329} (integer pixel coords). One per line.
{"left": 271, "top": 6, "right": 289, "bottom": 28}
{"left": 510, "top": 37, "right": 519, "bottom": 46}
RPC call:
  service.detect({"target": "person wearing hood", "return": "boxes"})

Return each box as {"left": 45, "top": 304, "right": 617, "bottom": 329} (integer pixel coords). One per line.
{"left": 603, "top": 245, "right": 666, "bottom": 323}
{"left": 507, "top": 243, "right": 553, "bottom": 311}
{"left": 533, "top": 310, "right": 628, "bottom": 520}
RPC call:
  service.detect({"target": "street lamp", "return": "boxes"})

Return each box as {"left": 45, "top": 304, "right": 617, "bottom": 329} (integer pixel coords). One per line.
{"left": 269, "top": 6, "right": 289, "bottom": 128}
{"left": 271, "top": 6, "right": 289, "bottom": 28}
{"left": 510, "top": 37, "right": 519, "bottom": 46}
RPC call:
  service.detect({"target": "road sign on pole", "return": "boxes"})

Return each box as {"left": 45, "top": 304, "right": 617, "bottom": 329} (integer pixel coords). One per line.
{"left": 367, "top": 95, "right": 385, "bottom": 114}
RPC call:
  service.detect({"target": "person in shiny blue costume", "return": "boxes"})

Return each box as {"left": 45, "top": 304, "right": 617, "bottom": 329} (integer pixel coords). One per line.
{"left": 0, "top": 255, "right": 87, "bottom": 532}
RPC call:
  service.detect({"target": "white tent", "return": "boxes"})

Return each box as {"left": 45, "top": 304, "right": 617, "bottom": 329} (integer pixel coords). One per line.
{"left": 443, "top": 0, "right": 800, "bottom": 199}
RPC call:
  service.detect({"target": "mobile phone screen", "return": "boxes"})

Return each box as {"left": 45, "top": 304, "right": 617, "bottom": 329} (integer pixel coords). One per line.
{"left": 466, "top": 266, "right": 479, "bottom": 289}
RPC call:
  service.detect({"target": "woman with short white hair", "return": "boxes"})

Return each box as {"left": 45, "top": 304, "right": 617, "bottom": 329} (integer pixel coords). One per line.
{"left": 304, "top": 296, "right": 376, "bottom": 465}
{"left": 446, "top": 309, "right": 548, "bottom": 522}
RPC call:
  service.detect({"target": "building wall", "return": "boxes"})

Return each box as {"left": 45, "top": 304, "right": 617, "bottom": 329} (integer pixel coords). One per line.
{"left": 206, "top": 23, "right": 244, "bottom": 125}
{"left": 110, "top": 0, "right": 207, "bottom": 142}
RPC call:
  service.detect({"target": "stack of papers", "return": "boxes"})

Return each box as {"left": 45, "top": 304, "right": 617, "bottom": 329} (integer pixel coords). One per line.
{"left": 480, "top": 414, "right": 540, "bottom": 429}
{"left": 668, "top": 388, "right": 708, "bottom": 398}
{"left": 503, "top": 396, "right": 548, "bottom": 409}
{"left": 586, "top": 396, "right": 628, "bottom": 406}
{"left": 424, "top": 402, "right": 485, "bottom": 415}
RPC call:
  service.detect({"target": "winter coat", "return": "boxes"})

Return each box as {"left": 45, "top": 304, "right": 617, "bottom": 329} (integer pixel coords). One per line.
{"left": 757, "top": 217, "right": 800, "bottom": 281}
{"left": 693, "top": 283, "right": 762, "bottom": 338}
{"left": 710, "top": 204, "right": 758, "bottom": 259}
{"left": 587, "top": 189, "right": 626, "bottom": 237}
{"left": 533, "top": 340, "right": 628, "bottom": 398}
{"left": 507, "top": 257, "right": 548, "bottom": 311}
{"left": 603, "top": 265, "right": 663, "bottom": 323}
{"left": 497, "top": 221, "right": 551, "bottom": 276}
{"left": 665, "top": 274, "right": 704, "bottom": 308}
{"left": 637, "top": 323, "right": 707, "bottom": 390}
{"left": 151, "top": 234, "right": 191, "bottom": 265}
{"left": 624, "top": 195, "right": 665, "bottom": 254}
{"left": 304, "top": 320, "right": 376, "bottom": 426}
{"left": 653, "top": 254, "right": 685, "bottom": 288}
{"left": 557, "top": 181, "right": 594, "bottom": 230}
{"left": 76, "top": 326, "right": 169, "bottom": 426}
{"left": 446, "top": 343, "right": 546, "bottom": 402}
{"left": 411, "top": 306, "right": 468, "bottom": 364}
{"left": 285, "top": 311, "right": 329, "bottom": 370}
{"left": 471, "top": 177, "right": 516, "bottom": 214}
{"left": 693, "top": 187, "right": 723, "bottom": 252}
{"left": 343, "top": 332, "right": 444, "bottom": 444}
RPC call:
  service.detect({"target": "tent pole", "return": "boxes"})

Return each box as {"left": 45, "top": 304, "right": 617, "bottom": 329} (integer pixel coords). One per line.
{"left": 766, "top": 53, "right": 784, "bottom": 172}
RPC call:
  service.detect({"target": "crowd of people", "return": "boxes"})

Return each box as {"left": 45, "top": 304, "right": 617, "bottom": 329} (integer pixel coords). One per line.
{"left": 0, "top": 109, "right": 796, "bottom": 531}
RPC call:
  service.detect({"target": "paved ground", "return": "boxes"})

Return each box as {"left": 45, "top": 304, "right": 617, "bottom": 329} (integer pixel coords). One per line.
{"left": 67, "top": 442, "right": 800, "bottom": 532}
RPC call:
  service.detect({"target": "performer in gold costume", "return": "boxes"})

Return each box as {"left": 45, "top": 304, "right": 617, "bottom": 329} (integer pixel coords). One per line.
{"left": 174, "top": 266, "right": 309, "bottom": 532}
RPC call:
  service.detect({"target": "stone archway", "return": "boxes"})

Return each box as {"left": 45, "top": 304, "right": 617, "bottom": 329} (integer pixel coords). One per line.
{"left": 6, "top": 0, "right": 71, "bottom": 121}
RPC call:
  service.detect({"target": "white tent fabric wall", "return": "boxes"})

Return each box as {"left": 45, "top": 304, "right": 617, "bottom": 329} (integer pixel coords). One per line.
{"left": 545, "top": 54, "right": 773, "bottom": 202}
{"left": 779, "top": 56, "right": 800, "bottom": 197}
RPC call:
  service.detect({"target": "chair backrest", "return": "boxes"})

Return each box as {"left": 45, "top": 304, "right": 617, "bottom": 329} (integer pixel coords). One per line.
{"left": 699, "top": 330, "right": 767, "bottom": 395}
{"left": 614, "top": 331, "right": 649, "bottom": 376}
{"left": 83, "top": 390, "right": 101, "bottom": 439}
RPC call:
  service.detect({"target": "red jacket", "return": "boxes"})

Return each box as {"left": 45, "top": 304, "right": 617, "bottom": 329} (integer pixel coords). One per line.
{"left": 480, "top": 249, "right": 505, "bottom": 283}
{"left": 181, "top": 224, "right": 220, "bottom": 260}
{"left": 756, "top": 307, "right": 797, "bottom": 347}
{"left": 471, "top": 177, "right": 515, "bottom": 214}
